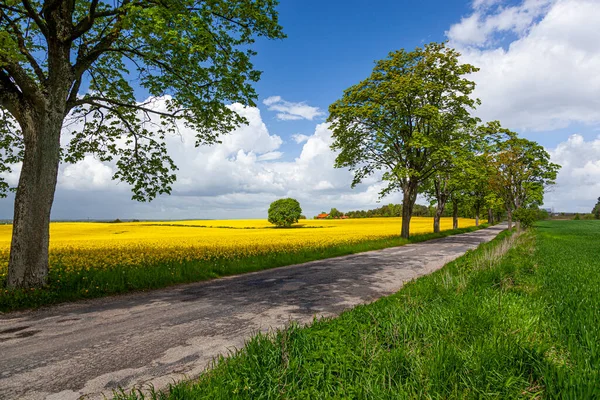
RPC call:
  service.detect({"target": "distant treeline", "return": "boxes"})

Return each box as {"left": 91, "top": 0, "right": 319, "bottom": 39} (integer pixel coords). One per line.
{"left": 344, "top": 203, "right": 469, "bottom": 219}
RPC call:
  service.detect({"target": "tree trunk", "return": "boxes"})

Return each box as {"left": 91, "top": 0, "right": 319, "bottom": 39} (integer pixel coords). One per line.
{"left": 452, "top": 201, "right": 459, "bottom": 230}
{"left": 507, "top": 208, "right": 513, "bottom": 230}
{"left": 488, "top": 208, "right": 493, "bottom": 224}
{"left": 7, "top": 111, "right": 62, "bottom": 289}
{"left": 433, "top": 200, "right": 446, "bottom": 234}
{"left": 475, "top": 213, "right": 479, "bottom": 227}
{"left": 433, "top": 210, "right": 442, "bottom": 233}
{"left": 401, "top": 184, "right": 417, "bottom": 239}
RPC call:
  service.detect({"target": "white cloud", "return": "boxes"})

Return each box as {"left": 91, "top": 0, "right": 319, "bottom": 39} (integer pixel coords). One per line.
{"left": 544, "top": 134, "right": 600, "bottom": 212}
{"left": 262, "top": 96, "right": 325, "bottom": 121}
{"left": 0, "top": 99, "right": 394, "bottom": 219}
{"left": 262, "top": 95, "right": 282, "bottom": 106}
{"left": 291, "top": 134, "right": 310, "bottom": 144}
{"left": 447, "top": 0, "right": 554, "bottom": 47}
{"left": 447, "top": 0, "right": 600, "bottom": 131}
{"left": 314, "top": 180, "right": 334, "bottom": 191}
{"left": 60, "top": 156, "right": 115, "bottom": 191}
{"left": 257, "top": 152, "right": 283, "bottom": 161}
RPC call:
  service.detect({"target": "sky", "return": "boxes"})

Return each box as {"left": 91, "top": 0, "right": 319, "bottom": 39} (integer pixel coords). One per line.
{"left": 2, "top": 0, "right": 600, "bottom": 220}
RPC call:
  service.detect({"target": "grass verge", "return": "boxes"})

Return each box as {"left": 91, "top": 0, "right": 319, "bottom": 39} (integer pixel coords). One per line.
{"left": 1, "top": 224, "right": 488, "bottom": 312}
{"left": 115, "top": 220, "right": 600, "bottom": 399}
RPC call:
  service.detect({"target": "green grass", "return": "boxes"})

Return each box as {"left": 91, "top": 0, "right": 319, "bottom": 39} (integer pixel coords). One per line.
{"left": 115, "top": 220, "right": 600, "bottom": 399}
{"left": 0, "top": 224, "right": 487, "bottom": 312}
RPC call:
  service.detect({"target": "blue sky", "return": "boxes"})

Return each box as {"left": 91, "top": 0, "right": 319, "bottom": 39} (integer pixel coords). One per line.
{"left": 248, "top": 0, "right": 598, "bottom": 152}
{"left": 252, "top": 0, "right": 473, "bottom": 158}
{"left": 2, "top": 0, "right": 600, "bottom": 220}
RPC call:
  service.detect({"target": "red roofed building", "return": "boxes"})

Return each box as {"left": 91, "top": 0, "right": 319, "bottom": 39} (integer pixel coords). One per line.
{"left": 316, "top": 213, "right": 329, "bottom": 219}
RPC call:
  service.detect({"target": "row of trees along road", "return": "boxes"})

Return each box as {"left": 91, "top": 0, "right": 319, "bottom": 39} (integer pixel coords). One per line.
{"left": 328, "top": 42, "right": 560, "bottom": 238}
{"left": 0, "top": 3, "right": 558, "bottom": 291}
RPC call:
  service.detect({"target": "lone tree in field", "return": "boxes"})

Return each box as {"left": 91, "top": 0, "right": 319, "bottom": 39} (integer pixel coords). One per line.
{"left": 268, "top": 198, "right": 302, "bottom": 228}
{"left": 0, "top": 0, "right": 284, "bottom": 289}
{"left": 328, "top": 42, "right": 479, "bottom": 238}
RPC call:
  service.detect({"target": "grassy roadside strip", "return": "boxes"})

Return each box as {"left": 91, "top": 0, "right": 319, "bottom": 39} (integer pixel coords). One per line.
{"left": 116, "top": 221, "right": 600, "bottom": 399}
{"left": 1, "top": 224, "right": 489, "bottom": 312}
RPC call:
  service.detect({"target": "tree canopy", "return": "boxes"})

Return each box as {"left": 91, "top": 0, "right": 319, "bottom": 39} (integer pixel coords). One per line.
{"left": 328, "top": 42, "right": 479, "bottom": 238}
{"left": 485, "top": 124, "right": 560, "bottom": 229}
{"left": 0, "top": 0, "right": 284, "bottom": 200}
{"left": 0, "top": 0, "right": 284, "bottom": 288}
{"left": 268, "top": 198, "right": 302, "bottom": 228}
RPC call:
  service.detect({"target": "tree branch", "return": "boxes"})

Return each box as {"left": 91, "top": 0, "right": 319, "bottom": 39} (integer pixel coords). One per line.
{"left": 71, "top": 14, "right": 126, "bottom": 80}
{"left": 0, "top": 56, "right": 43, "bottom": 105}
{"left": 70, "top": 0, "right": 101, "bottom": 40}
{"left": 73, "top": 97, "right": 184, "bottom": 119}
{"left": 21, "top": 0, "right": 48, "bottom": 37}
{"left": 0, "top": 69, "right": 23, "bottom": 119}
{"left": 211, "top": 12, "right": 250, "bottom": 30}
{"left": 0, "top": 3, "right": 27, "bottom": 15}
{"left": 3, "top": 13, "right": 46, "bottom": 83}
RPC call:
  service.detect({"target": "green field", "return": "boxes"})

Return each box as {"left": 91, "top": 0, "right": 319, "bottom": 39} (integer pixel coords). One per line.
{"left": 116, "top": 220, "right": 600, "bottom": 399}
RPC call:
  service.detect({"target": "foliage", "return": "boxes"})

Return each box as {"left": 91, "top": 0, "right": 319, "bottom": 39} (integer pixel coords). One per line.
{"left": 328, "top": 42, "right": 479, "bottom": 237}
{"left": 328, "top": 208, "right": 343, "bottom": 218}
{"left": 344, "top": 202, "right": 479, "bottom": 219}
{"left": 0, "top": 218, "right": 480, "bottom": 311}
{"left": 116, "top": 221, "right": 600, "bottom": 399}
{"left": 0, "top": 0, "right": 285, "bottom": 200}
{"left": 267, "top": 198, "right": 302, "bottom": 227}
{"left": 485, "top": 122, "right": 561, "bottom": 225}
{"left": 513, "top": 207, "right": 538, "bottom": 228}
{"left": 592, "top": 197, "right": 600, "bottom": 220}
{"left": 537, "top": 209, "right": 550, "bottom": 220}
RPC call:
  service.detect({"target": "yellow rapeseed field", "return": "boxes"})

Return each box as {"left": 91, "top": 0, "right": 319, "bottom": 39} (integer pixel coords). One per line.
{"left": 0, "top": 217, "right": 475, "bottom": 280}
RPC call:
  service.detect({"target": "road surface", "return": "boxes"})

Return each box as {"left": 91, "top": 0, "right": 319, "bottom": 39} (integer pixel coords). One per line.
{"left": 0, "top": 224, "right": 506, "bottom": 399}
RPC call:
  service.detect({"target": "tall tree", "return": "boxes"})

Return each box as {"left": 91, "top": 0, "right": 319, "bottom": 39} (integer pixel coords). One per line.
{"left": 487, "top": 124, "right": 560, "bottom": 230}
{"left": 328, "top": 42, "right": 479, "bottom": 238}
{"left": 462, "top": 153, "right": 496, "bottom": 227}
{"left": 0, "top": 0, "right": 284, "bottom": 288}
{"left": 423, "top": 123, "right": 483, "bottom": 233}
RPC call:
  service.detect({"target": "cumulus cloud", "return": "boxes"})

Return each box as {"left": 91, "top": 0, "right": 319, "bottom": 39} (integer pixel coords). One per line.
{"left": 447, "top": 0, "right": 600, "bottom": 131}
{"left": 262, "top": 96, "right": 325, "bottom": 121}
{"left": 0, "top": 100, "right": 394, "bottom": 220}
{"left": 544, "top": 134, "right": 600, "bottom": 212}
{"left": 447, "top": 0, "right": 554, "bottom": 47}
{"left": 291, "top": 133, "right": 310, "bottom": 144}
{"left": 60, "top": 156, "right": 115, "bottom": 191}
